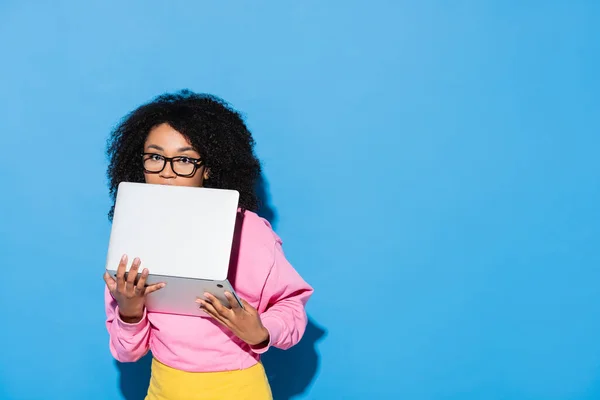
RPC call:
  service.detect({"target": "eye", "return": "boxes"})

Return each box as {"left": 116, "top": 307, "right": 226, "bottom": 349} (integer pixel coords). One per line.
{"left": 149, "top": 154, "right": 163, "bottom": 161}
{"left": 177, "top": 157, "right": 194, "bottom": 164}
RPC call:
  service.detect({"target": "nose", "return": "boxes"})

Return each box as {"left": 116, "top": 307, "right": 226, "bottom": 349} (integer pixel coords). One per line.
{"left": 159, "top": 160, "right": 176, "bottom": 179}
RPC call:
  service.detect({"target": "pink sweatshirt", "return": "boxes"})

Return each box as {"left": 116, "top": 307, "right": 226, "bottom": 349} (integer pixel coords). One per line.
{"left": 104, "top": 210, "right": 314, "bottom": 372}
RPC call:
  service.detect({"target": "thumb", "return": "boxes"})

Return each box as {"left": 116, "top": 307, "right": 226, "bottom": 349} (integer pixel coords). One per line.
{"left": 103, "top": 271, "right": 117, "bottom": 292}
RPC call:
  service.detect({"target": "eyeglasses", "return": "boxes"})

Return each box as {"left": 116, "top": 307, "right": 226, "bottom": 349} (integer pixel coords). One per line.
{"left": 141, "top": 153, "right": 204, "bottom": 177}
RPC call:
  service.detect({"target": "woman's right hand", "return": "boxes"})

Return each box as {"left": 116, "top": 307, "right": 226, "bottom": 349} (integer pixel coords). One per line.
{"left": 103, "top": 255, "right": 165, "bottom": 323}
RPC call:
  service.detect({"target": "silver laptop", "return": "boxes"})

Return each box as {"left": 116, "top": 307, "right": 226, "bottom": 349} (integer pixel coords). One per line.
{"left": 105, "top": 182, "right": 243, "bottom": 317}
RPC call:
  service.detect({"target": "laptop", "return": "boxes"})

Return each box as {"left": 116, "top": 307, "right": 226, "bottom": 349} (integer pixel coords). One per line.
{"left": 105, "top": 181, "right": 243, "bottom": 317}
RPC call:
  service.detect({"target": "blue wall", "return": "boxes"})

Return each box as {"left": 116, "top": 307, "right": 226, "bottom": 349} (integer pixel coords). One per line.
{"left": 1, "top": 1, "right": 599, "bottom": 399}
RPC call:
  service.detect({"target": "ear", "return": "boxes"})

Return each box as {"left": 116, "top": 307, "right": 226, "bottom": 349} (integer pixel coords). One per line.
{"left": 203, "top": 168, "right": 211, "bottom": 180}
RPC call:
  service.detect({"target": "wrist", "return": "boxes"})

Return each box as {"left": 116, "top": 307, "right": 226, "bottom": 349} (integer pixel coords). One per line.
{"left": 118, "top": 307, "right": 144, "bottom": 323}
{"left": 120, "top": 314, "right": 143, "bottom": 324}
{"left": 249, "top": 327, "right": 270, "bottom": 348}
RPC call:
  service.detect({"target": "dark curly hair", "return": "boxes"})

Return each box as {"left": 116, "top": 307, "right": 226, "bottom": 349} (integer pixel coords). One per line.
{"left": 105, "top": 89, "right": 261, "bottom": 220}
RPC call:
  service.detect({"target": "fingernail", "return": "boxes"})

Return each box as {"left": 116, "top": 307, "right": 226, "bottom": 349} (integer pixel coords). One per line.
{"left": 121, "top": 255, "right": 127, "bottom": 261}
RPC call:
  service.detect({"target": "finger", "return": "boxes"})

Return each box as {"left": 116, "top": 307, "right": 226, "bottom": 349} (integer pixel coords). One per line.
{"left": 144, "top": 282, "right": 166, "bottom": 295}
{"left": 103, "top": 271, "right": 117, "bottom": 292}
{"left": 224, "top": 292, "right": 242, "bottom": 311}
{"left": 197, "top": 299, "right": 229, "bottom": 325}
{"left": 239, "top": 298, "right": 255, "bottom": 314}
{"left": 204, "top": 293, "right": 232, "bottom": 318}
{"left": 135, "top": 268, "right": 150, "bottom": 292}
{"left": 116, "top": 254, "right": 128, "bottom": 291}
{"left": 199, "top": 307, "right": 225, "bottom": 325}
{"left": 126, "top": 258, "right": 141, "bottom": 292}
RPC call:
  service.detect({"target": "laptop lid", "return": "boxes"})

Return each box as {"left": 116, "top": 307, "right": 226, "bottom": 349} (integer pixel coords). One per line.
{"left": 105, "top": 182, "right": 239, "bottom": 281}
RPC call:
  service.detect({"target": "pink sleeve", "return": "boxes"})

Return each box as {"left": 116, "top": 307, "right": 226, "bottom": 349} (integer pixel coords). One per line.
{"left": 251, "top": 240, "right": 314, "bottom": 354}
{"left": 104, "top": 287, "right": 151, "bottom": 362}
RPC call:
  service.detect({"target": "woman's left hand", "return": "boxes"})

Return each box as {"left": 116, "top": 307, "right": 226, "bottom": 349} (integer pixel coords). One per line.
{"left": 196, "top": 292, "right": 270, "bottom": 347}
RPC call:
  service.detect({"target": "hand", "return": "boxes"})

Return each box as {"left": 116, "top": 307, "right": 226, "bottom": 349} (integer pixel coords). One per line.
{"left": 196, "top": 292, "right": 269, "bottom": 347}
{"left": 103, "top": 255, "right": 165, "bottom": 323}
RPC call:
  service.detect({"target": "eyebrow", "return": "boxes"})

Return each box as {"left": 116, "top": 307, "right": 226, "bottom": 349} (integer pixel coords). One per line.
{"left": 177, "top": 146, "right": 197, "bottom": 152}
{"left": 146, "top": 144, "right": 198, "bottom": 153}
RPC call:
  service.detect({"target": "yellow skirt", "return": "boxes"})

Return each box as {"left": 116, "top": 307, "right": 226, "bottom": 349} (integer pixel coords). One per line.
{"left": 145, "top": 358, "right": 273, "bottom": 400}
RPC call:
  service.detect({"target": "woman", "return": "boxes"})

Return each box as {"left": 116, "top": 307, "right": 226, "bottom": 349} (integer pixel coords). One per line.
{"left": 102, "top": 90, "right": 313, "bottom": 399}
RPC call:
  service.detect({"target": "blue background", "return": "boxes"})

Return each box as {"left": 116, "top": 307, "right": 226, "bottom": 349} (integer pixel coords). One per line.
{"left": 1, "top": 1, "right": 599, "bottom": 399}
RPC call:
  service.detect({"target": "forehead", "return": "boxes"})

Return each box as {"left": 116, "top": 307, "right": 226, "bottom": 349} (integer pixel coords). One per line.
{"left": 144, "top": 123, "right": 197, "bottom": 152}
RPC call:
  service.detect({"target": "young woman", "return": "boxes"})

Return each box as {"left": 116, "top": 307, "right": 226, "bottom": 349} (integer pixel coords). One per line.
{"left": 102, "top": 90, "right": 313, "bottom": 399}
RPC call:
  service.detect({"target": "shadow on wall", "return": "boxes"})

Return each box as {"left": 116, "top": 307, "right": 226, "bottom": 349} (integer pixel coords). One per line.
{"left": 256, "top": 173, "right": 327, "bottom": 398}
{"left": 256, "top": 173, "right": 278, "bottom": 228}
{"left": 116, "top": 353, "right": 152, "bottom": 400}
{"left": 262, "top": 318, "right": 327, "bottom": 399}
{"left": 115, "top": 174, "right": 326, "bottom": 399}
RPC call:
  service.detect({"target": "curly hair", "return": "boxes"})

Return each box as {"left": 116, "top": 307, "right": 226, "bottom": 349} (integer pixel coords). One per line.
{"left": 105, "top": 89, "right": 261, "bottom": 220}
